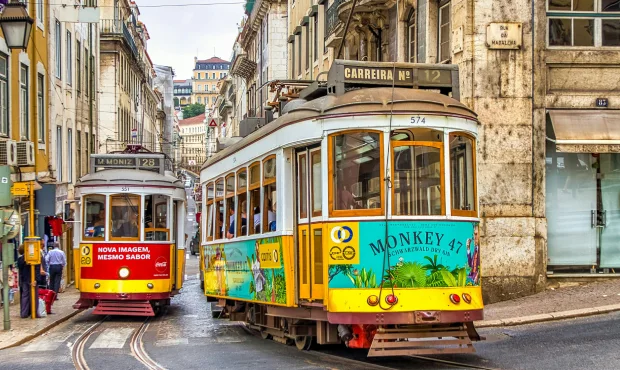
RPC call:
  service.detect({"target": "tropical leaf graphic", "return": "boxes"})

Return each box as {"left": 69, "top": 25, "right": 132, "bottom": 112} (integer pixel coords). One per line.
{"left": 440, "top": 270, "right": 457, "bottom": 287}
{"left": 389, "top": 262, "right": 427, "bottom": 288}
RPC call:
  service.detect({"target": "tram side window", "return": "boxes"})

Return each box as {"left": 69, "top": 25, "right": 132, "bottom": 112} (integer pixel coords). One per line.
{"left": 311, "top": 150, "right": 322, "bottom": 217}
{"left": 110, "top": 194, "right": 141, "bottom": 239}
{"left": 225, "top": 174, "right": 235, "bottom": 237}
{"left": 206, "top": 182, "right": 214, "bottom": 241}
{"left": 332, "top": 131, "right": 382, "bottom": 213}
{"left": 261, "top": 156, "right": 276, "bottom": 233}
{"left": 248, "top": 162, "right": 261, "bottom": 235}
{"left": 393, "top": 143, "right": 443, "bottom": 216}
{"left": 144, "top": 194, "right": 170, "bottom": 241}
{"left": 235, "top": 169, "right": 247, "bottom": 237}
{"left": 83, "top": 195, "right": 106, "bottom": 240}
{"left": 215, "top": 179, "right": 224, "bottom": 239}
{"left": 450, "top": 133, "right": 476, "bottom": 216}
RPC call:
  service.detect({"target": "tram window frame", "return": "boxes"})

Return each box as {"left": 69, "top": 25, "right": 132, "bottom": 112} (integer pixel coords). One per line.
{"left": 248, "top": 161, "right": 261, "bottom": 236}
{"left": 82, "top": 194, "right": 107, "bottom": 241}
{"left": 328, "top": 130, "right": 385, "bottom": 217}
{"left": 391, "top": 141, "right": 445, "bottom": 216}
{"left": 225, "top": 173, "right": 235, "bottom": 237}
{"left": 236, "top": 168, "right": 248, "bottom": 238}
{"left": 449, "top": 132, "right": 477, "bottom": 217}
{"left": 298, "top": 152, "right": 308, "bottom": 220}
{"left": 215, "top": 178, "right": 225, "bottom": 240}
{"left": 206, "top": 182, "right": 214, "bottom": 241}
{"left": 262, "top": 155, "right": 277, "bottom": 233}
{"left": 144, "top": 194, "right": 171, "bottom": 241}
{"left": 109, "top": 194, "right": 141, "bottom": 241}
{"left": 310, "top": 149, "right": 322, "bottom": 218}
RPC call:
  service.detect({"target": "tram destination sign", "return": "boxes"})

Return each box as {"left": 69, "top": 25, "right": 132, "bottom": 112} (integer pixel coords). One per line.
{"left": 328, "top": 60, "right": 459, "bottom": 99}
{"left": 93, "top": 156, "right": 162, "bottom": 170}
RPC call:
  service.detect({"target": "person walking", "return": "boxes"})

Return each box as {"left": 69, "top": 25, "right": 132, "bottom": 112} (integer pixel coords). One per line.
{"left": 46, "top": 243, "right": 66, "bottom": 298}
{"left": 17, "top": 245, "right": 41, "bottom": 318}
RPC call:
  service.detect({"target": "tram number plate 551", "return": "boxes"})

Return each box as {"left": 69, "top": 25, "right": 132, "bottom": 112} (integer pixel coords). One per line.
{"left": 411, "top": 116, "right": 426, "bottom": 124}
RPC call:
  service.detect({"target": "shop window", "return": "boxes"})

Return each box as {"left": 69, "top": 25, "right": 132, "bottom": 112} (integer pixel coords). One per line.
{"left": 330, "top": 131, "right": 383, "bottom": 216}
{"left": 392, "top": 142, "right": 444, "bottom": 216}
{"left": 110, "top": 194, "right": 141, "bottom": 240}
{"left": 83, "top": 194, "right": 106, "bottom": 240}
{"left": 262, "top": 156, "right": 276, "bottom": 233}
{"left": 144, "top": 194, "right": 170, "bottom": 241}
{"left": 547, "top": 0, "right": 620, "bottom": 47}
{"left": 450, "top": 133, "right": 477, "bottom": 217}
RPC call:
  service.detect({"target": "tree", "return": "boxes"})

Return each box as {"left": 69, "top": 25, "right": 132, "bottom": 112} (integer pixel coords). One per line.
{"left": 182, "top": 103, "right": 205, "bottom": 119}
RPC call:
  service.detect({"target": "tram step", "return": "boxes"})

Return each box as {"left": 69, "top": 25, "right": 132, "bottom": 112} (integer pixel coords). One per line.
{"left": 368, "top": 325, "right": 475, "bottom": 357}
{"left": 93, "top": 300, "right": 155, "bottom": 316}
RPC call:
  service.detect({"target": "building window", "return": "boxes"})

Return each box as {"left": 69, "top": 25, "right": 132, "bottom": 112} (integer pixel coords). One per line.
{"left": 547, "top": 1, "right": 619, "bottom": 47}
{"left": 85, "top": 47, "right": 89, "bottom": 96}
{"left": 297, "top": 35, "right": 302, "bottom": 75}
{"left": 306, "top": 24, "right": 311, "bottom": 70}
{"left": 77, "top": 130, "right": 82, "bottom": 178}
{"left": 438, "top": 1, "right": 451, "bottom": 62}
{"left": 20, "top": 64, "right": 29, "bottom": 140}
{"left": 55, "top": 20, "right": 62, "bottom": 79}
{"left": 37, "top": 1, "right": 43, "bottom": 24}
{"left": 66, "top": 31, "right": 72, "bottom": 85}
{"left": 198, "top": 97, "right": 201, "bottom": 104}
{"left": 68, "top": 128, "right": 73, "bottom": 182}
{"left": 0, "top": 54, "right": 7, "bottom": 137}
{"left": 407, "top": 9, "right": 416, "bottom": 62}
{"left": 76, "top": 40, "right": 81, "bottom": 94}
{"left": 212, "top": 72, "right": 216, "bottom": 79}
{"left": 314, "top": 15, "right": 319, "bottom": 62}
{"left": 57, "top": 127, "right": 62, "bottom": 182}
{"left": 291, "top": 40, "right": 296, "bottom": 78}
{"left": 38, "top": 74, "right": 44, "bottom": 143}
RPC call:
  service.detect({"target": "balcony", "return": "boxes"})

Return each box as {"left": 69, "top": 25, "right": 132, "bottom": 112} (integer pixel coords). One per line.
{"left": 100, "top": 19, "right": 139, "bottom": 58}
{"left": 326, "top": 0, "right": 342, "bottom": 37}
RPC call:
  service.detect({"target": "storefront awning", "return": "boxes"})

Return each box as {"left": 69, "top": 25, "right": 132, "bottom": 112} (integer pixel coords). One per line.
{"left": 549, "top": 110, "right": 620, "bottom": 153}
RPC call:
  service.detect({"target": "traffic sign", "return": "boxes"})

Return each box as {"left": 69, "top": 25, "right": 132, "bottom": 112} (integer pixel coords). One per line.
{"left": 208, "top": 118, "right": 219, "bottom": 127}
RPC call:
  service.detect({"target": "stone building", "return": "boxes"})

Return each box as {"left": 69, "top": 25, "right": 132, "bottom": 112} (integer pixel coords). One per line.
{"left": 191, "top": 57, "right": 230, "bottom": 109}
{"left": 179, "top": 113, "right": 207, "bottom": 175}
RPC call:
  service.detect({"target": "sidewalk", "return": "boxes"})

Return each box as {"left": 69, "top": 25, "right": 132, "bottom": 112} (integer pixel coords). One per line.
{"left": 477, "top": 278, "right": 620, "bottom": 328}
{"left": 0, "top": 286, "right": 82, "bottom": 350}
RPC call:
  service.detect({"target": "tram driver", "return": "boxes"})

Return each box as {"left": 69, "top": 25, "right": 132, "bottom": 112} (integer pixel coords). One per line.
{"left": 113, "top": 210, "right": 139, "bottom": 238}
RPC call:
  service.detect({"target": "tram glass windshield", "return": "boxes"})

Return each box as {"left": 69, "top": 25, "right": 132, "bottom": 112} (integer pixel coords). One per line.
{"left": 110, "top": 194, "right": 141, "bottom": 240}
{"left": 83, "top": 194, "right": 106, "bottom": 239}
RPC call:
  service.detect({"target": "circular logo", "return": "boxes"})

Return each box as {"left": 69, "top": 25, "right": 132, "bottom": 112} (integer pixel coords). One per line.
{"left": 82, "top": 246, "right": 91, "bottom": 256}
{"left": 330, "top": 246, "right": 342, "bottom": 260}
{"left": 330, "top": 226, "right": 353, "bottom": 244}
{"left": 155, "top": 256, "right": 168, "bottom": 273}
{"left": 272, "top": 250, "right": 279, "bottom": 263}
{"left": 342, "top": 246, "right": 356, "bottom": 260}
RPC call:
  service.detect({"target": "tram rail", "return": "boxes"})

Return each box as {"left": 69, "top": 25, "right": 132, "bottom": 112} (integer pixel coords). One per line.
{"left": 72, "top": 315, "right": 166, "bottom": 370}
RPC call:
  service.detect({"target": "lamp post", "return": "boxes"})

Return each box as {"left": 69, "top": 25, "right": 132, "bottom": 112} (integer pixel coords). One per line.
{"left": 0, "top": 1, "right": 34, "bottom": 50}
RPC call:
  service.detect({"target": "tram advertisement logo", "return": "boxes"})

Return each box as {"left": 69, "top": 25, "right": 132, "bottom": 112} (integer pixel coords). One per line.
{"left": 259, "top": 242, "right": 281, "bottom": 269}
{"left": 80, "top": 244, "right": 93, "bottom": 267}
{"left": 328, "top": 223, "right": 360, "bottom": 265}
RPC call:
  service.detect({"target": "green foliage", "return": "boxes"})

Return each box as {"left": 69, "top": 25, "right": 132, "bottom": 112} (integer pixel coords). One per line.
{"left": 182, "top": 103, "right": 206, "bottom": 119}
{"left": 387, "top": 262, "right": 427, "bottom": 288}
{"left": 329, "top": 264, "right": 353, "bottom": 282}
{"left": 345, "top": 268, "right": 377, "bottom": 288}
{"left": 274, "top": 274, "right": 287, "bottom": 303}
{"left": 380, "top": 255, "right": 469, "bottom": 288}
{"left": 422, "top": 255, "right": 446, "bottom": 274}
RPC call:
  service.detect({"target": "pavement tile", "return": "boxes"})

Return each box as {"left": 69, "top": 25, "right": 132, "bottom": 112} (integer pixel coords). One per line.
{"left": 0, "top": 286, "right": 81, "bottom": 350}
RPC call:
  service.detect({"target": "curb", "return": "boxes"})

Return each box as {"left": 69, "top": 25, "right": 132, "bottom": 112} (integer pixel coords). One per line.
{"left": 0, "top": 309, "right": 85, "bottom": 351}
{"left": 475, "top": 303, "right": 620, "bottom": 328}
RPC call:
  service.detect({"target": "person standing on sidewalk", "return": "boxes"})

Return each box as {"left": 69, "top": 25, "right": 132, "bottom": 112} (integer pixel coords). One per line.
{"left": 17, "top": 245, "right": 41, "bottom": 318}
{"left": 38, "top": 243, "right": 49, "bottom": 289}
{"left": 46, "top": 244, "right": 66, "bottom": 298}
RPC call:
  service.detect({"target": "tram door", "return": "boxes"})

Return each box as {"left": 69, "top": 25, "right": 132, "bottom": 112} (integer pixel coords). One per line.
{"left": 296, "top": 147, "right": 324, "bottom": 301}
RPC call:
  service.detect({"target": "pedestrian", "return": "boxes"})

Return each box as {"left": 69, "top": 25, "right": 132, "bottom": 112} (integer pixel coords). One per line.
{"left": 46, "top": 243, "right": 66, "bottom": 298}
{"left": 17, "top": 245, "right": 41, "bottom": 318}
{"left": 38, "top": 242, "right": 49, "bottom": 289}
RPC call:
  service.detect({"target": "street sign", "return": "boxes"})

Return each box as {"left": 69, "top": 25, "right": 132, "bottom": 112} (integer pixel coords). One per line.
{"left": 208, "top": 118, "right": 219, "bottom": 127}
{"left": 131, "top": 128, "right": 138, "bottom": 139}
{"left": 10, "top": 181, "right": 29, "bottom": 197}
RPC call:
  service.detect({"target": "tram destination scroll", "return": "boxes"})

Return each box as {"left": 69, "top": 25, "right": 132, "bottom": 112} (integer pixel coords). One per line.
{"left": 93, "top": 156, "right": 161, "bottom": 170}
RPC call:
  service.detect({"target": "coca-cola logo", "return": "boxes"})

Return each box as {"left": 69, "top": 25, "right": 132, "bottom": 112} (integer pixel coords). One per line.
{"left": 155, "top": 257, "right": 168, "bottom": 273}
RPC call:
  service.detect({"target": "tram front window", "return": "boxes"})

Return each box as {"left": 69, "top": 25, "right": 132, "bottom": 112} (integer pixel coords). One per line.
{"left": 333, "top": 132, "right": 382, "bottom": 211}
{"left": 83, "top": 195, "right": 106, "bottom": 240}
{"left": 110, "top": 194, "right": 141, "bottom": 239}
{"left": 393, "top": 144, "right": 443, "bottom": 216}
{"left": 144, "top": 194, "right": 170, "bottom": 241}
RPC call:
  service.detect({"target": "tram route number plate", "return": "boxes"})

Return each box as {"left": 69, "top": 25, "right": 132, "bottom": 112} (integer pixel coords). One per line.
{"left": 80, "top": 244, "right": 93, "bottom": 267}
{"left": 410, "top": 116, "right": 426, "bottom": 124}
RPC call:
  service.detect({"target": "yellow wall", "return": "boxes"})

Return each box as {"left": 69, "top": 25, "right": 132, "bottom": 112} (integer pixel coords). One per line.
{"left": 6, "top": 1, "right": 49, "bottom": 174}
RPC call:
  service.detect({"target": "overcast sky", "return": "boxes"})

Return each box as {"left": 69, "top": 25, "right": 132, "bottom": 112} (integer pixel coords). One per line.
{"left": 138, "top": 0, "right": 245, "bottom": 80}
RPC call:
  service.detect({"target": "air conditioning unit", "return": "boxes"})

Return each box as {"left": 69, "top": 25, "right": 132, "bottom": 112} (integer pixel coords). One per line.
{"left": 16, "top": 141, "right": 35, "bottom": 166}
{"left": 0, "top": 139, "right": 17, "bottom": 166}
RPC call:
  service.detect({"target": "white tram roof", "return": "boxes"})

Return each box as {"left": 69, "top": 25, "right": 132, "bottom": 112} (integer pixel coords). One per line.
{"left": 75, "top": 169, "right": 184, "bottom": 189}
{"left": 202, "top": 87, "right": 478, "bottom": 171}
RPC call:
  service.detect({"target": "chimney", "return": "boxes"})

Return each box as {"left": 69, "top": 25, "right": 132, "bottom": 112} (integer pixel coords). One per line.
{"left": 194, "top": 56, "right": 197, "bottom": 64}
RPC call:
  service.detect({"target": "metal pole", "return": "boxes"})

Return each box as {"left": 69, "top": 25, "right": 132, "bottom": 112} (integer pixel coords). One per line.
{"left": 29, "top": 183, "right": 35, "bottom": 319}
{"left": 2, "top": 236, "right": 9, "bottom": 330}
{"left": 336, "top": 0, "right": 359, "bottom": 60}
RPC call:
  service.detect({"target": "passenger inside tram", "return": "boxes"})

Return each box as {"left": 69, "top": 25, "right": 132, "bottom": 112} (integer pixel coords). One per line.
{"left": 114, "top": 211, "right": 139, "bottom": 238}
{"left": 227, "top": 200, "right": 247, "bottom": 239}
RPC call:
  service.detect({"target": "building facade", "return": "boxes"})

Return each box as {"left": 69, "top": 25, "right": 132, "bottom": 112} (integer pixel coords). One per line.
{"left": 98, "top": 0, "right": 160, "bottom": 153}
{"left": 153, "top": 65, "right": 176, "bottom": 160}
{"left": 179, "top": 112, "right": 207, "bottom": 175}
{"left": 191, "top": 57, "right": 230, "bottom": 109}
{"left": 173, "top": 78, "right": 192, "bottom": 110}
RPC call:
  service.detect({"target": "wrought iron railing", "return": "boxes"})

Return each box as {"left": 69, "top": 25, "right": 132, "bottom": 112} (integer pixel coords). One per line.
{"left": 326, "top": 0, "right": 343, "bottom": 37}
{"left": 100, "top": 19, "right": 139, "bottom": 58}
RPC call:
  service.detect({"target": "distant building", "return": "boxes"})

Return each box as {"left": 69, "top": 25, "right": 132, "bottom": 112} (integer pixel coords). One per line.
{"left": 192, "top": 57, "right": 230, "bottom": 109}
{"left": 173, "top": 79, "right": 192, "bottom": 108}
{"left": 179, "top": 113, "right": 207, "bottom": 174}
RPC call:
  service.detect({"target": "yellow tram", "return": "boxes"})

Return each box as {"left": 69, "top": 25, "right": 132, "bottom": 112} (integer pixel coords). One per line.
{"left": 73, "top": 146, "right": 186, "bottom": 316}
{"left": 199, "top": 61, "right": 482, "bottom": 356}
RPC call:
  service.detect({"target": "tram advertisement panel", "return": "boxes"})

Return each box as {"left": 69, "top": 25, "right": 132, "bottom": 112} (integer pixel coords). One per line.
{"left": 327, "top": 221, "right": 480, "bottom": 289}
{"left": 203, "top": 237, "right": 288, "bottom": 304}
{"left": 80, "top": 243, "right": 172, "bottom": 279}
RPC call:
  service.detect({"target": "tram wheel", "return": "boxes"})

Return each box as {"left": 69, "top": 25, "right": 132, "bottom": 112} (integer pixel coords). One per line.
{"left": 294, "top": 335, "right": 313, "bottom": 351}
{"left": 260, "top": 330, "right": 272, "bottom": 340}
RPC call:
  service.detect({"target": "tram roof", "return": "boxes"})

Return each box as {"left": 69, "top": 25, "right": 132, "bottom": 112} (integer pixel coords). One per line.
{"left": 75, "top": 169, "right": 184, "bottom": 188}
{"left": 202, "top": 87, "right": 478, "bottom": 170}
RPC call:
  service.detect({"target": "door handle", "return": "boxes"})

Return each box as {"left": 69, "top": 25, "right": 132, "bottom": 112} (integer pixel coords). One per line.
{"left": 592, "top": 210, "right": 596, "bottom": 228}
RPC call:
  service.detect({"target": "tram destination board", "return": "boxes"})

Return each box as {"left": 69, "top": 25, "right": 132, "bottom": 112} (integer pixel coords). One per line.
{"left": 93, "top": 156, "right": 162, "bottom": 171}
{"left": 328, "top": 60, "right": 459, "bottom": 99}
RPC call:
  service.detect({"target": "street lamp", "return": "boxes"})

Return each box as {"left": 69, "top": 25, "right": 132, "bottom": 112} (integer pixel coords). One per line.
{"left": 0, "top": 1, "right": 34, "bottom": 50}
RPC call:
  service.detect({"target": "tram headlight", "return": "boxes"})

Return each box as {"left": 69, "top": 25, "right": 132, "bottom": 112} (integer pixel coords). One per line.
{"left": 118, "top": 267, "right": 130, "bottom": 279}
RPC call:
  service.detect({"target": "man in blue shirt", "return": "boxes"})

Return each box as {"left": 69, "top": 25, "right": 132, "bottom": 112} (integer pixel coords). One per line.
{"left": 46, "top": 244, "right": 66, "bottom": 297}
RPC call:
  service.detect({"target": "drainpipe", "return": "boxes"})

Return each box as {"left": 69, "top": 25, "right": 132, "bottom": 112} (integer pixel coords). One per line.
{"left": 89, "top": 25, "right": 94, "bottom": 156}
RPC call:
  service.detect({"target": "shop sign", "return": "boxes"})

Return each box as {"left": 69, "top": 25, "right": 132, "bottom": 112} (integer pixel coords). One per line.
{"left": 341, "top": 64, "right": 452, "bottom": 87}
{"left": 486, "top": 22, "right": 522, "bottom": 49}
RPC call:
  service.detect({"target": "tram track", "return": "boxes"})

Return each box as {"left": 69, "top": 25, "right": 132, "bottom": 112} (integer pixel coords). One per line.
{"left": 72, "top": 315, "right": 167, "bottom": 370}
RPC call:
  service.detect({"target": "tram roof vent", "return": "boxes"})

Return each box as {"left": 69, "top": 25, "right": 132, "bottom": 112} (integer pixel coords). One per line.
{"left": 281, "top": 98, "right": 307, "bottom": 115}
{"left": 326, "top": 60, "right": 460, "bottom": 101}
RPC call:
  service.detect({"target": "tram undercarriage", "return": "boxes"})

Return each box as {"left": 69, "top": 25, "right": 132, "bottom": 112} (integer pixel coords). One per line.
{"left": 213, "top": 299, "right": 483, "bottom": 356}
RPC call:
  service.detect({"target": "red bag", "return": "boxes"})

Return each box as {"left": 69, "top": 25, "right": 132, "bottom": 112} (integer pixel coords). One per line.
{"left": 38, "top": 289, "right": 57, "bottom": 314}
